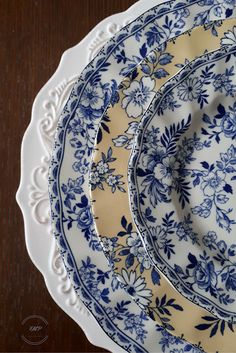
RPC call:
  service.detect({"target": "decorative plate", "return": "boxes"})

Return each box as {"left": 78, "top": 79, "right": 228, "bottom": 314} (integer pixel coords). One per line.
{"left": 16, "top": 1, "right": 182, "bottom": 352}
{"left": 46, "top": 0, "right": 218, "bottom": 352}
{"left": 90, "top": 16, "right": 236, "bottom": 339}
{"left": 48, "top": 0, "right": 236, "bottom": 351}
{"left": 129, "top": 44, "right": 236, "bottom": 325}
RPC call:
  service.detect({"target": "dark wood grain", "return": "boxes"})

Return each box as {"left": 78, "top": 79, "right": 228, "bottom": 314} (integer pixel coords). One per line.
{"left": 0, "top": 0, "right": 136, "bottom": 351}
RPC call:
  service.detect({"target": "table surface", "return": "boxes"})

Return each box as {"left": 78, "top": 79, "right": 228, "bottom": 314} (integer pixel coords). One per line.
{"left": 0, "top": 0, "right": 136, "bottom": 351}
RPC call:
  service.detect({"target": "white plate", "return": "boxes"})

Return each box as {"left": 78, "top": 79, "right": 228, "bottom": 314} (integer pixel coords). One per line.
{"left": 16, "top": 2, "right": 160, "bottom": 351}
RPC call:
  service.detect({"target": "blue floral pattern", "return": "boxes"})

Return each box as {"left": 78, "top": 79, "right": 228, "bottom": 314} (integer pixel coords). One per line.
{"left": 121, "top": 76, "right": 156, "bottom": 118}
{"left": 90, "top": 147, "right": 126, "bottom": 193}
{"left": 77, "top": 256, "right": 204, "bottom": 350}
{"left": 202, "top": 102, "right": 236, "bottom": 142}
{"left": 129, "top": 45, "right": 236, "bottom": 323}
{"left": 111, "top": 22, "right": 234, "bottom": 152}
{"left": 49, "top": 0, "right": 236, "bottom": 351}
{"left": 100, "top": 215, "right": 184, "bottom": 331}
{"left": 191, "top": 144, "right": 236, "bottom": 232}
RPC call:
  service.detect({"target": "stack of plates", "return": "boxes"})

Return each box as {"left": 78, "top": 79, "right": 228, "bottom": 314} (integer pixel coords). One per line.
{"left": 18, "top": 1, "right": 236, "bottom": 352}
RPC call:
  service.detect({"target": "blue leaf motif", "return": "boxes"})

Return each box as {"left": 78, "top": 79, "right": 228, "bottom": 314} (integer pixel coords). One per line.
{"left": 151, "top": 268, "right": 160, "bottom": 285}
{"left": 158, "top": 53, "right": 173, "bottom": 65}
{"left": 121, "top": 216, "right": 127, "bottom": 229}
{"left": 154, "top": 68, "right": 169, "bottom": 79}
{"left": 140, "top": 43, "right": 147, "bottom": 58}
{"left": 223, "top": 184, "right": 233, "bottom": 194}
{"left": 119, "top": 249, "right": 130, "bottom": 256}
{"left": 216, "top": 194, "right": 229, "bottom": 204}
{"left": 201, "top": 161, "right": 209, "bottom": 170}
{"left": 187, "top": 253, "right": 198, "bottom": 267}
{"left": 126, "top": 253, "right": 135, "bottom": 269}
{"left": 101, "top": 288, "right": 110, "bottom": 304}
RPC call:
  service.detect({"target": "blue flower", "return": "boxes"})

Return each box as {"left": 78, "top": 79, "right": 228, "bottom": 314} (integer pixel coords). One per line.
{"left": 177, "top": 77, "right": 202, "bottom": 101}
{"left": 142, "top": 147, "right": 165, "bottom": 171}
{"left": 124, "top": 314, "right": 138, "bottom": 329}
{"left": 202, "top": 231, "right": 217, "bottom": 250}
{"left": 78, "top": 163, "right": 89, "bottom": 175}
{"left": 176, "top": 139, "right": 195, "bottom": 165}
{"left": 176, "top": 218, "right": 198, "bottom": 245}
{"left": 150, "top": 225, "right": 168, "bottom": 249}
{"left": 122, "top": 76, "right": 155, "bottom": 118}
{"left": 158, "top": 328, "right": 183, "bottom": 349}
{"left": 68, "top": 118, "right": 84, "bottom": 135}
{"left": 79, "top": 267, "right": 93, "bottom": 282}
{"left": 74, "top": 149, "right": 85, "bottom": 160}
{"left": 213, "top": 72, "right": 236, "bottom": 97}
{"left": 174, "top": 7, "right": 190, "bottom": 20}
{"left": 80, "top": 83, "right": 104, "bottom": 110}
{"left": 201, "top": 170, "right": 226, "bottom": 197}
{"left": 135, "top": 326, "right": 147, "bottom": 344}
{"left": 76, "top": 207, "right": 93, "bottom": 229}
{"left": 79, "top": 258, "right": 96, "bottom": 282}
{"left": 158, "top": 91, "right": 179, "bottom": 113}
{"left": 144, "top": 126, "right": 160, "bottom": 146}
{"left": 62, "top": 177, "right": 84, "bottom": 196}
{"left": 76, "top": 104, "right": 102, "bottom": 122}
{"left": 213, "top": 74, "right": 228, "bottom": 91}
{"left": 86, "top": 281, "right": 101, "bottom": 300}
{"left": 124, "top": 314, "right": 147, "bottom": 343}
{"left": 72, "top": 160, "right": 89, "bottom": 175}
{"left": 194, "top": 260, "right": 217, "bottom": 291}
{"left": 221, "top": 110, "right": 236, "bottom": 139}
{"left": 153, "top": 156, "right": 180, "bottom": 186}
{"left": 223, "top": 267, "right": 236, "bottom": 291}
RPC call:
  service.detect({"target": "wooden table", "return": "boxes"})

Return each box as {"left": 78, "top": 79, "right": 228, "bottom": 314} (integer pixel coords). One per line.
{"left": 0, "top": 0, "right": 135, "bottom": 351}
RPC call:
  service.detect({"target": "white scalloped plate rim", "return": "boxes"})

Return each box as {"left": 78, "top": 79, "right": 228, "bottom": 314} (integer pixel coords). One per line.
{"left": 15, "top": 1, "right": 162, "bottom": 351}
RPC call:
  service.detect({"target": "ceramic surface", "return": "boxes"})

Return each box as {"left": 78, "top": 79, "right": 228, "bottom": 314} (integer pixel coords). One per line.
{"left": 90, "top": 19, "right": 236, "bottom": 345}
{"left": 49, "top": 0, "right": 236, "bottom": 351}
{"left": 16, "top": 1, "right": 183, "bottom": 352}
{"left": 129, "top": 44, "right": 236, "bottom": 325}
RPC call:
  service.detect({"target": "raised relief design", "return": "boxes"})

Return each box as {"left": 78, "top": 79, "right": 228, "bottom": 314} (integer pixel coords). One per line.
{"left": 88, "top": 21, "right": 130, "bottom": 60}
{"left": 29, "top": 21, "right": 127, "bottom": 316}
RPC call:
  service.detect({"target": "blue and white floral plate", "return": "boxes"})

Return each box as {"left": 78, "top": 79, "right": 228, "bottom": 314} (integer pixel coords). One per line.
{"left": 48, "top": 0, "right": 236, "bottom": 351}
{"left": 128, "top": 44, "right": 236, "bottom": 324}
{"left": 17, "top": 1, "right": 201, "bottom": 352}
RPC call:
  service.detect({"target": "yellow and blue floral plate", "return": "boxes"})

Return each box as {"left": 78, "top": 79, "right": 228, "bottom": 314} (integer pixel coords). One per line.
{"left": 129, "top": 44, "right": 236, "bottom": 322}
{"left": 90, "top": 19, "right": 236, "bottom": 352}
{"left": 48, "top": 0, "right": 236, "bottom": 351}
